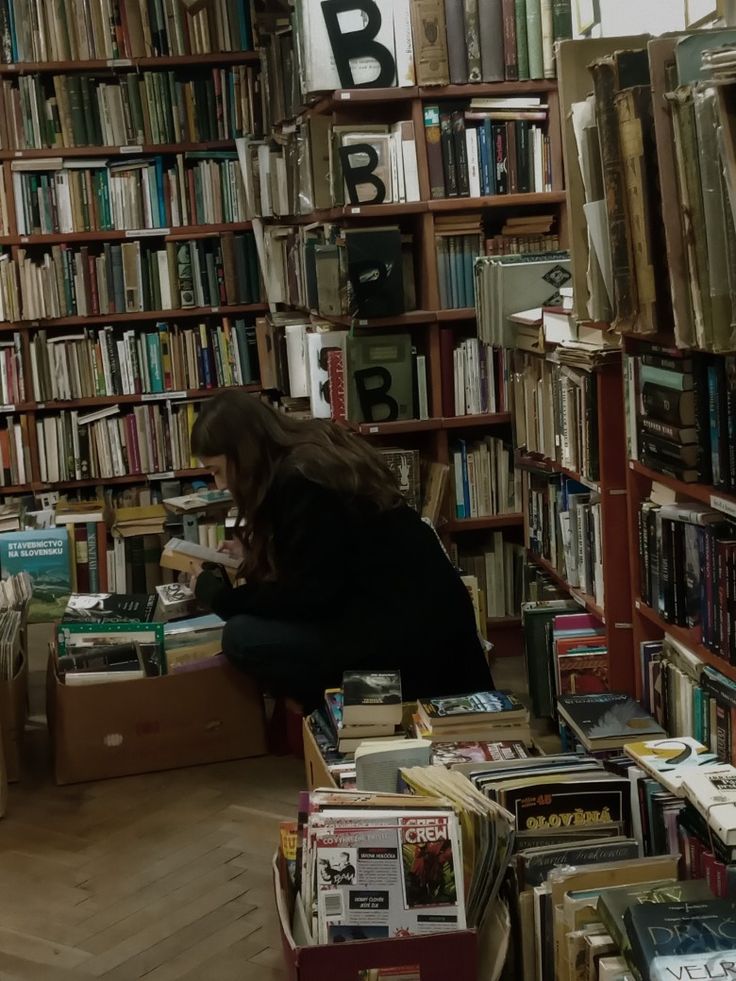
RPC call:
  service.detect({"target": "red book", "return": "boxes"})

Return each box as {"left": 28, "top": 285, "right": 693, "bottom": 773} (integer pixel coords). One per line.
{"left": 74, "top": 525, "right": 90, "bottom": 592}
{"left": 327, "top": 348, "right": 346, "bottom": 421}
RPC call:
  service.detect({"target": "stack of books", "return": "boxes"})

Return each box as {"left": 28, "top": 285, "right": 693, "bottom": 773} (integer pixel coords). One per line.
{"left": 413, "top": 691, "right": 531, "bottom": 744}
{"left": 434, "top": 214, "right": 483, "bottom": 310}
{"left": 552, "top": 613, "right": 609, "bottom": 702}
{"left": 485, "top": 214, "right": 560, "bottom": 255}
{"left": 324, "top": 670, "right": 404, "bottom": 754}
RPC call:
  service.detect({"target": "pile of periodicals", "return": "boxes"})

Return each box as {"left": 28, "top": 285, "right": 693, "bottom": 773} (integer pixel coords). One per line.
{"left": 287, "top": 783, "right": 514, "bottom": 965}
{"left": 0, "top": 571, "right": 31, "bottom": 681}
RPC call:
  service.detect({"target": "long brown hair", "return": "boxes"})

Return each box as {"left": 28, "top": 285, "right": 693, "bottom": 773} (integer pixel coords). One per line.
{"left": 191, "top": 391, "right": 402, "bottom": 580}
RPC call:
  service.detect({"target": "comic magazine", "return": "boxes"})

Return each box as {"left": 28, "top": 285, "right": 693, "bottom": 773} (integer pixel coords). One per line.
{"left": 312, "top": 811, "right": 465, "bottom": 944}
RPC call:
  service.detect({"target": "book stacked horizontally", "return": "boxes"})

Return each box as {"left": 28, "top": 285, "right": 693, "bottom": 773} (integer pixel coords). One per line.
{"left": 557, "top": 692, "right": 665, "bottom": 755}
{"left": 415, "top": 690, "right": 532, "bottom": 745}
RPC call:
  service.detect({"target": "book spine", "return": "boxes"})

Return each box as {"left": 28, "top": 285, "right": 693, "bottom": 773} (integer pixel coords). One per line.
{"left": 501, "top": 0, "right": 518, "bottom": 81}
{"left": 423, "top": 106, "right": 445, "bottom": 200}
{"left": 525, "top": 0, "right": 543, "bottom": 80}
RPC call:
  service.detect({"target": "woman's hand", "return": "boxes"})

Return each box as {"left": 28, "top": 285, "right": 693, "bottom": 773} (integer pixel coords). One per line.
{"left": 218, "top": 539, "right": 244, "bottom": 560}
{"left": 188, "top": 560, "right": 204, "bottom": 594}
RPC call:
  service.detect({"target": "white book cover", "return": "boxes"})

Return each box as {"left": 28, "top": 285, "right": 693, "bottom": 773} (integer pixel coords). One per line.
{"left": 392, "top": 0, "right": 415, "bottom": 85}
{"left": 416, "top": 354, "right": 429, "bottom": 419}
{"left": 624, "top": 737, "right": 721, "bottom": 796}
{"left": 302, "top": 0, "right": 396, "bottom": 93}
{"left": 400, "top": 122, "right": 421, "bottom": 202}
{"left": 257, "top": 144, "right": 272, "bottom": 217}
{"left": 466, "top": 129, "right": 481, "bottom": 198}
{"left": 681, "top": 765, "right": 736, "bottom": 844}
{"left": 284, "top": 322, "right": 310, "bottom": 399}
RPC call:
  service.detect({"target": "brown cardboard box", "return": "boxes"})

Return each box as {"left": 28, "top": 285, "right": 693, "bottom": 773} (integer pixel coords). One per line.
{"left": 48, "top": 654, "right": 267, "bottom": 785}
{"left": 273, "top": 857, "right": 478, "bottom": 981}
{"left": 0, "top": 650, "right": 28, "bottom": 783}
{"left": 302, "top": 718, "right": 337, "bottom": 790}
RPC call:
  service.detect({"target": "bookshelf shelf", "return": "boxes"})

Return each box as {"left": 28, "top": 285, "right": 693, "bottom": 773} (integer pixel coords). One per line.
{"left": 34, "top": 385, "right": 261, "bottom": 413}
{"left": 50, "top": 466, "right": 206, "bottom": 491}
{"left": 448, "top": 514, "right": 524, "bottom": 532}
{"left": 436, "top": 309, "right": 476, "bottom": 322}
{"left": 516, "top": 452, "right": 602, "bottom": 493}
{"left": 354, "top": 419, "right": 441, "bottom": 436}
{"left": 635, "top": 599, "right": 736, "bottom": 686}
{"left": 487, "top": 616, "right": 522, "bottom": 629}
{"left": 428, "top": 192, "right": 567, "bottom": 212}
{"left": 7, "top": 222, "right": 254, "bottom": 246}
{"left": 443, "top": 413, "right": 512, "bottom": 429}
{"left": 0, "top": 304, "right": 268, "bottom": 333}
{"left": 316, "top": 311, "right": 436, "bottom": 329}
{"left": 628, "top": 460, "right": 731, "bottom": 511}
{"left": 418, "top": 82, "right": 560, "bottom": 99}
{"left": 0, "top": 52, "right": 260, "bottom": 75}
{"left": 527, "top": 550, "right": 606, "bottom": 622}
{"left": 0, "top": 140, "right": 238, "bottom": 160}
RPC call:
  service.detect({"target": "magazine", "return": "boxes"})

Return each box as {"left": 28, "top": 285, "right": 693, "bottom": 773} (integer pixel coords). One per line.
{"left": 311, "top": 810, "right": 465, "bottom": 944}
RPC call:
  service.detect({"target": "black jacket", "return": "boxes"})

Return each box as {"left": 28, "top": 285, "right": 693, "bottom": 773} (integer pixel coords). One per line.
{"left": 195, "top": 469, "right": 492, "bottom": 701}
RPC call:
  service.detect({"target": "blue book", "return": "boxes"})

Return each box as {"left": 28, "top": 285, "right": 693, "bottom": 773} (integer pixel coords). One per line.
{"left": 145, "top": 333, "right": 164, "bottom": 393}
{"left": 484, "top": 120, "right": 496, "bottom": 194}
{"left": 477, "top": 124, "right": 489, "bottom": 196}
{"left": 0, "top": 529, "right": 71, "bottom": 623}
{"left": 459, "top": 440, "right": 471, "bottom": 517}
{"left": 708, "top": 365, "right": 723, "bottom": 485}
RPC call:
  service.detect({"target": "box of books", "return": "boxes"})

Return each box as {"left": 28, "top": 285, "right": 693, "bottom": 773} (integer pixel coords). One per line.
{"left": 47, "top": 651, "right": 268, "bottom": 785}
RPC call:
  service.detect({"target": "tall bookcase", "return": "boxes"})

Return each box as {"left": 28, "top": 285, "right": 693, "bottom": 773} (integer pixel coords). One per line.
{"left": 0, "top": 46, "right": 267, "bottom": 495}
{"left": 256, "top": 77, "right": 567, "bottom": 655}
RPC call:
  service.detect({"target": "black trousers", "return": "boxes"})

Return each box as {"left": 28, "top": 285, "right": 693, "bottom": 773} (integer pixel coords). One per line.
{"left": 222, "top": 614, "right": 333, "bottom": 711}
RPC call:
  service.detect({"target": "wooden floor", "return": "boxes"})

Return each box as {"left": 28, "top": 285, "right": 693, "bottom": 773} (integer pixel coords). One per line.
{"left": 0, "top": 632, "right": 528, "bottom": 980}
{"left": 0, "top": 727, "right": 302, "bottom": 980}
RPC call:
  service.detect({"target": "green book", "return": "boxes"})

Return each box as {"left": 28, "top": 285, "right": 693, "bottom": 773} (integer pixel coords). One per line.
{"left": 145, "top": 332, "right": 164, "bottom": 393}
{"left": 525, "top": 0, "right": 543, "bottom": 80}
{"left": 126, "top": 73, "right": 145, "bottom": 145}
{"left": 515, "top": 0, "right": 528, "bottom": 82}
{"left": 552, "top": 0, "right": 572, "bottom": 41}
{"left": 56, "top": 621, "right": 166, "bottom": 676}
{"left": 598, "top": 879, "right": 713, "bottom": 952}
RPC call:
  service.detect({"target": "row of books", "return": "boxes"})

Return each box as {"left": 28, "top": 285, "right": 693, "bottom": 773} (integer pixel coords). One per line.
{"left": 425, "top": 99, "right": 553, "bottom": 200}
{"left": 637, "top": 493, "right": 736, "bottom": 664}
{"left": 435, "top": 216, "right": 480, "bottom": 310}
{"left": 0, "top": 0, "right": 254, "bottom": 64}
{"left": 237, "top": 119, "right": 421, "bottom": 218}
{"left": 525, "top": 470, "right": 605, "bottom": 607}
{"left": 30, "top": 318, "right": 260, "bottom": 403}
{"left": 294, "top": 0, "right": 573, "bottom": 95}
{"left": 513, "top": 351, "right": 600, "bottom": 483}
{"left": 1, "top": 233, "right": 262, "bottom": 322}
{"left": 484, "top": 213, "right": 561, "bottom": 255}
{"left": 456, "top": 537, "right": 525, "bottom": 619}
{"left": 1, "top": 66, "right": 262, "bottom": 152}
{"left": 447, "top": 336, "right": 508, "bottom": 417}
{"left": 450, "top": 436, "right": 521, "bottom": 520}
{"left": 35, "top": 399, "right": 201, "bottom": 484}
{"left": 11, "top": 152, "right": 249, "bottom": 235}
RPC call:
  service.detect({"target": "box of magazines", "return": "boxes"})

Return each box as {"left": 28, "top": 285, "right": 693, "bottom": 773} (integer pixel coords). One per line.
{"left": 274, "top": 778, "right": 516, "bottom": 981}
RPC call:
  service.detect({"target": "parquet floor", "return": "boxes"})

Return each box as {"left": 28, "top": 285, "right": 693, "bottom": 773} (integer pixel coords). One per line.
{"left": 0, "top": 623, "right": 302, "bottom": 980}
{"left": 0, "top": 739, "right": 302, "bottom": 980}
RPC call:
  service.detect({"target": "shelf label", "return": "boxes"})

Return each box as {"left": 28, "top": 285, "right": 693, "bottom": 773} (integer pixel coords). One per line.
{"left": 0, "top": 404, "right": 14, "bottom": 412}
{"left": 211, "top": 307, "right": 220, "bottom": 313}
{"left": 367, "top": 426, "right": 380, "bottom": 433}
{"left": 14, "top": 151, "right": 22, "bottom": 157}
{"left": 20, "top": 236, "right": 28, "bottom": 243}
{"left": 350, "top": 207, "right": 361, "bottom": 214}
{"left": 142, "top": 391, "right": 186, "bottom": 402}
{"left": 711, "top": 494, "right": 736, "bottom": 519}
{"left": 614, "top": 623, "right": 633, "bottom": 630}
{"left": 108, "top": 58, "right": 133, "bottom": 67}
{"left": 119, "top": 145, "right": 142, "bottom": 154}
{"left": 339, "top": 92, "right": 351, "bottom": 100}
{"left": 126, "top": 227, "right": 170, "bottom": 237}
{"left": 148, "top": 471, "right": 175, "bottom": 481}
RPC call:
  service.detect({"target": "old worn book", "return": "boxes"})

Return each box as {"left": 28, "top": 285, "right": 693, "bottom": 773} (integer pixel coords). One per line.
{"left": 463, "top": 0, "right": 482, "bottom": 82}
{"left": 525, "top": 0, "right": 543, "bottom": 80}
{"left": 615, "top": 86, "right": 660, "bottom": 335}
{"left": 410, "top": 0, "right": 450, "bottom": 85}
{"left": 669, "top": 85, "right": 712, "bottom": 351}
{"left": 445, "top": 0, "right": 468, "bottom": 82}
{"left": 557, "top": 692, "right": 665, "bottom": 752}
{"left": 342, "top": 669, "right": 403, "bottom": 726}
{"left": 589, "top": 54, "right": 643, "bottom": 330}
{"left": 160, "top": 538, "right": 240, "bottom": 576}
{"left": 597, "top": 878, "right": 712, "bottom": 954}
{"left": 479, "top": 0, "right": 504, "bottom": 82}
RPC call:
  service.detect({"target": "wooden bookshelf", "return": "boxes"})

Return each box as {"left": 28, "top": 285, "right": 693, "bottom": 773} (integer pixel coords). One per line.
{"left": 0, "top": 23, "right": 265, "bottom": 503}
{"left": 448, "top": 514, "right": 524, "bottom": 532}
{"left": 527, "top": 551, "right": 607, "bottom": 622}
{"left": 428, "top": 192, "right": 567, "bottom": 212}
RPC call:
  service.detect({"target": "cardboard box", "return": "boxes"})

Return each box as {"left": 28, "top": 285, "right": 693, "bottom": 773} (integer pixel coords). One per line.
{"left": 273, "top": 857, "right": 478, "bottom": 981}
{"left": 0, "top": 650, "right": 28, "bottom": 783}
{"left": 48, "top": 653, "right": 267, "bottom": 785}
{"left": 303, "top": 718, "right": 337, "bottom": 790}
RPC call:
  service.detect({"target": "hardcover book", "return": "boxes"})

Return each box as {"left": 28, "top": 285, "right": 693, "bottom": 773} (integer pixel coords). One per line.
{"left": 624, "top": 899, "right": 736, "bottom": 981}
{"left": 624, "top": 737, "right": 720, "bottom": 796}
{"left": 418, "top": 691, "right": 527, "bottom": 727}
{"left": 557, "top": 693, "right": 665, "bottom": 751}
